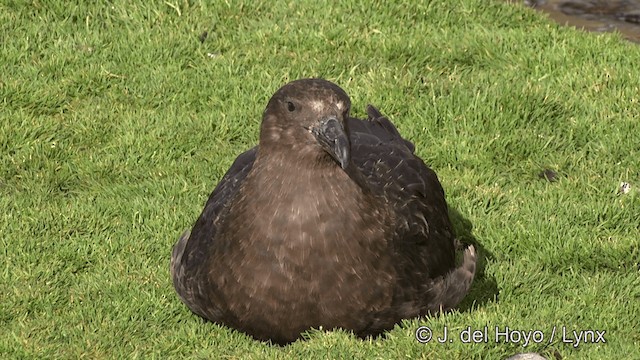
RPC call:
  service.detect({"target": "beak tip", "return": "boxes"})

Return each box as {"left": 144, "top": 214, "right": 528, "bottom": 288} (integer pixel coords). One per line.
{"left": 314, "top": 117, "right": 350, "bottom": 169}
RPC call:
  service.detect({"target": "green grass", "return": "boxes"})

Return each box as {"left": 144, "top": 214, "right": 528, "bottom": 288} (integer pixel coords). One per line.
{"left": 2, "top": 0, "right": 639, "bottom": 358}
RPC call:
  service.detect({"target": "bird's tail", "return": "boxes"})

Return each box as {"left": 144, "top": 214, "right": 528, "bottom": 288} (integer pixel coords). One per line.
{"left": 430, "top": 245, "right": 477, "bottom": 311}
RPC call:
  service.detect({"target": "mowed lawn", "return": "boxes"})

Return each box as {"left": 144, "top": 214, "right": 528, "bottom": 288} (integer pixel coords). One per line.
{"left": 1, "top": 0, "right": 639, "bottom": 358}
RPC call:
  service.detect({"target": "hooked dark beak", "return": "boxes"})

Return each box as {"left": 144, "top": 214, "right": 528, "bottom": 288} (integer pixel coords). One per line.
{"left": 311, "top": 117, "right": 350, "bottom": 169}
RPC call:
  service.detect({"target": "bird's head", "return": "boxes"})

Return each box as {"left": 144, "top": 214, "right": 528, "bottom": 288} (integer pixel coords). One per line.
{"left": 260, "top": 78, "right": 352, "bottom": 169}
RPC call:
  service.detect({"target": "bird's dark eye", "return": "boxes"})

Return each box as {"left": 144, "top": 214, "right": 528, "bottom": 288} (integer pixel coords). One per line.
{"left": 286, "top": 101, "right": 296, "bottom": 112}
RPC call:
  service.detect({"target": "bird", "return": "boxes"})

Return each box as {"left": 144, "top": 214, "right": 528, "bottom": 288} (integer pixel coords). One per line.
{"left": 170, "top": 78, "right": 477, "bottom": 345}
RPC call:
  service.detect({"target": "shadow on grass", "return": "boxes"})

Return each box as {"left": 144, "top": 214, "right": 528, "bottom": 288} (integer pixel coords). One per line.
{"left": 449, "top": 207, "right": 499, "bottom": 312}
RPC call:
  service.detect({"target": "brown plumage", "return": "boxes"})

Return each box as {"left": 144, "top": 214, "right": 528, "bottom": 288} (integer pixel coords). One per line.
{"left": 170, "top": 78, "right": 476, "bottom": 345}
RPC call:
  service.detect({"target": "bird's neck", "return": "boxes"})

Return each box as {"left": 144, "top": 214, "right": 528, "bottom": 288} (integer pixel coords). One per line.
{"left": 252, "top": 144, "right": 373, "bottom": 192}
{"left": 247, "top": 148, "right": 357, "bottom": 201}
